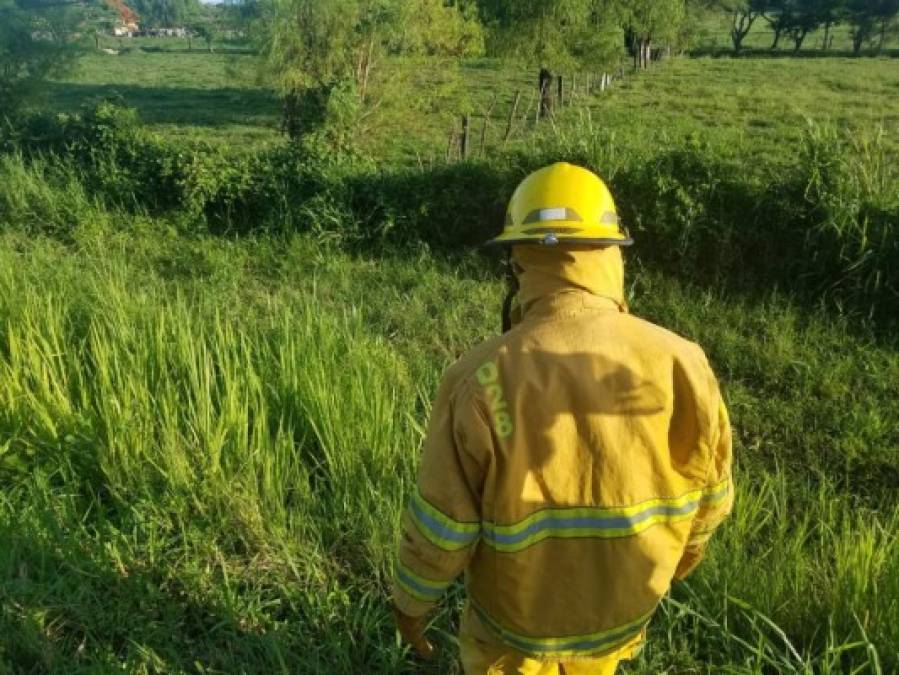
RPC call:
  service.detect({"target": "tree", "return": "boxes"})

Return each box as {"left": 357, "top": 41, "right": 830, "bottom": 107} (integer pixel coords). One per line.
{"left": 187, "top": 4, "right": 225, "bottom": 51}
{"left": 817, "top": 0, "right": 845, "bottom": 49}
{"left": 250, "top": 0, "right": 425, "bottom": 140}
{"left": 873, "top": 0, "right": 899, "bottom": 50}
{"left": 478, "top": 0, "right": 624, "bottom": 68}
{"left": 477, "top": 0, "right": 624, "bottom": 117}
{"left": 712, "top": 0, "right": 768, "bottom": 52}
{"left": 0, "top": 0, "right": 83, "bottom": 116}
{"left": 775, "top": 0, "right": 823, "bottom": 51}
{"left": 391, "top": 0, "right": 484, "bottom": 57}
{"left": 621, "top": 0, "right": 686, "bottom": 69}
{"left": 130, "top": 0, "right": 200, "bottom": 28}
{"left": 761, "top": 0, "right": 790, "bottom": 48}
{"left": 843, "top": 0, "right": 899, "bottom": 53}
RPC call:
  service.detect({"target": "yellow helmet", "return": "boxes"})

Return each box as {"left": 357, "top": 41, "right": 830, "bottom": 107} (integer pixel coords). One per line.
{"left": 486, "top": 162, "right": 632, "bottom": 247}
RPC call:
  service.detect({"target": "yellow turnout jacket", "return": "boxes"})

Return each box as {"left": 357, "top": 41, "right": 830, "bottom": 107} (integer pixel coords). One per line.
{"left": 393, "top": 245, "right": 733, "bottom": 660}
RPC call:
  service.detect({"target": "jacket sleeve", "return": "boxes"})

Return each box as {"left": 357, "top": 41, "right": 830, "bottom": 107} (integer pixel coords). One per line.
{"left": 392, "top": 370, "right": 492, "bottom": 617}
{"left": 675, "top": 385, "right": 734, "bottom": 580}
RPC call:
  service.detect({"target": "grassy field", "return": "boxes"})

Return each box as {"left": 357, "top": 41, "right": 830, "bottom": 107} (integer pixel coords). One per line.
{"left": 47, "top": 39, "right": 899, "bottom": 161}
{"left": 3, "top": 29, "right": 899, "bottom": 674}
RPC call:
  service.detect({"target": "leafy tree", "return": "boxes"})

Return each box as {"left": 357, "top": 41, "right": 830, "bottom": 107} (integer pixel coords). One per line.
{"left": 391, "top": 0, "right": 484, "bottom": 56}
{"left": 477, "top": 0, "right": 624, "bottom": 118}
{"left": 249, "top": 0, "right": 413, "bottom": 140}
{"left": 186, "top": 4, "right": 226, "bottom": 51}
{"left": 817, "top": 0, "right": 845, "bottom": 49}
{"left": 711, "top": 0, "right": 769, "bottom": 51}
{"left": 620, "top": 0, "right": 686, "bottom": 69}
{"left": 843, "top": 0, "right": 899, "bottom": 53}
{"left": 130, "top": 0, "right": 200, "bottom": 28}
{"left": 477, "top": 0, "right": 623, "bottom": 72}
{"left": 761, "top": 0, "right": 790, "bottom": 48}
{"left": 872, "top": 0, "right": 899, "bottom": 50}
{"left": 771, "top": 0, "right": 823, "bottom": 51}
{"left": 0, "top": 0, "right": 83, "bottom": 115}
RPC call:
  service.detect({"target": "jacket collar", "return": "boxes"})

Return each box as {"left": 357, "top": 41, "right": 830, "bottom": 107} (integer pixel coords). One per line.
{"left": 511, "top": 245, "right": 627, "bottom": 325}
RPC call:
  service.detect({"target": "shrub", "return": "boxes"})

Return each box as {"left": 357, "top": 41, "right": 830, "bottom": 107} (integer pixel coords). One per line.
{"left": 3, "top": 103, "right": 898, "bottom": 322}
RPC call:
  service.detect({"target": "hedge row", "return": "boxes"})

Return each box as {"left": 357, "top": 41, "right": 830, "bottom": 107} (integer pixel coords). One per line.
{"left": 3, "top": 102, "right": 897, "bottom": 322}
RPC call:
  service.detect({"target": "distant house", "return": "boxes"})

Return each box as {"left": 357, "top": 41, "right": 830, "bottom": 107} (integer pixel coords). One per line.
{"left": 113, "top": 21, "right": 140, "bottom": 37}
{"left": 109, "top": 0, "right": 140, "bottom": 36}
{"left": 147, "top": 27, "right": 188, "bottom": 37}
{"left": 111, "top": 25, "right": 189, "bottom": 38}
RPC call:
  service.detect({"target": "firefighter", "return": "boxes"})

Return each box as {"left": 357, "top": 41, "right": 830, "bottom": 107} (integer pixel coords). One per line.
{"left": 393, "top": 162, "right": 733, "bottom": 674}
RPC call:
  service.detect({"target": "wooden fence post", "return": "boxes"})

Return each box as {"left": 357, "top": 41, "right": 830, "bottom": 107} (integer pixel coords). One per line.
{"left": 504, "top": 91, "right": 522, "bottom": 144}
{"left": 461, "top": 114, "right": 470, "bottom": 159}
{"left": 480, "top": 96, "right": 497, "bottom": 156}
{"left": 557, "top": 75, "right": 563, "bottom": 107}
{"left": 446, "top": 129, "right": 455, "bottom": 162}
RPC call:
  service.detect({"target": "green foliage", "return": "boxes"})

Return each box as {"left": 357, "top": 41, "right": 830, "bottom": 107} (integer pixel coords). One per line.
{"left": 249, "top": 0, "right": 398, "bottom": 139}
{"left": 845, "top": 0, "right": 899, "bottom": 52}
{"left": 252, "top": 0, "right": 362, "bottom": 92}
{"left": 477, "top": 0, "right": 625, "bottom": 70}
{"left": 250, "top": 0, "right": 483, "bottom": 141}
{"left": 129, "top": 0, "right": 201, "bottom": 28}
{"left": 623, "top": 0, "right": 688, "bottom": 44}
{"left": 4, "top": 22, "right": 899, "bottom": 674}
{"left": 729, "top": 0, "right": 768, "bottom": 50}
{"left": 4, "top": 100, "right": 899, "bottom": 321}
{"left": 0, "top": 216, "right": 897, "bottom": 671}
{"left": 0, "top": 0, "right": 84, "bottom": 115}
{"left": 392, "top": 0, "right": 484, "bottom": 56}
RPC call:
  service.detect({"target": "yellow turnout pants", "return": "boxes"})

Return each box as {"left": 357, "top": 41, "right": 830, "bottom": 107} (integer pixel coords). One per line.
{"left": 459, "top": 623, "right": 639, "bottom": 675}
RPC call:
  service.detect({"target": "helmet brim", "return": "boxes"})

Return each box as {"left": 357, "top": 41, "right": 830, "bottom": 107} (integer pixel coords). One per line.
{"left": 483, "top": 234, "right": 634, "bottom": 248}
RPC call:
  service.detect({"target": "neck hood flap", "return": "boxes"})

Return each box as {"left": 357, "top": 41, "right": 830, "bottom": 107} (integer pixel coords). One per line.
{"left": 511, "top": 245, "right": 626, "bottom": 319}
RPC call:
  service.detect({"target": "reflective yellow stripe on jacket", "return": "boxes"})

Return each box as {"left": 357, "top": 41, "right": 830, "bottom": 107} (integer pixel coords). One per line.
{"left": 408, "top": 487, "right": 480, "bottom": 551}
{"left": 482, "top": 479, "right": 730, "bottom": 553}
{"left": 471, "top": 600, "right": 654, "bottom": 659}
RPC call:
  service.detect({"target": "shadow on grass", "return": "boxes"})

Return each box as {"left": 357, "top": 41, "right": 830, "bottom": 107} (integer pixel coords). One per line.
{"left": 43, "top": 82, "right": 279, "bottom": 129}
{"left": 0, "top": 509, "right": 311, "bottom": 672}
{"left": 691, "top": 47, "right": 899, "bottom": 59}
{"left": 136, "top": 45, "right": 257, "bottom": 55}
{"left": 0, "top": 498, "right": 430, "bottom": 673}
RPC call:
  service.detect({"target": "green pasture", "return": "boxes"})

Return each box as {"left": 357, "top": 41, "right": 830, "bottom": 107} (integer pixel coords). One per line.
{"left": 45, "top": 42, "right": 279, "bottom": 146}
{"left": 3, "top": 29, "right": 899, "bottom": 675}
{"left": 46, "top": 41, "right": 899, "bottom": 160}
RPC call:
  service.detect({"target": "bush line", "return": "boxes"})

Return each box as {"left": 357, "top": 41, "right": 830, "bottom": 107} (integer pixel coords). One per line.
{"left": 2, "top": 102, "right": 897, "bottom": 322}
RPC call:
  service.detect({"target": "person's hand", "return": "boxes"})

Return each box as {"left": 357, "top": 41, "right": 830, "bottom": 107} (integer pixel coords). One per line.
{"left": 674, "top": 544, "right": 705, "bottom": 580}
{"left": 392, "top": 605, "right": 435, "bottom": 659}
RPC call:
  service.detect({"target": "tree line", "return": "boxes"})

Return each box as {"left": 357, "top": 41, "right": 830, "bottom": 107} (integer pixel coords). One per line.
{"left": 2, "top": 0, "right": 898, "bottom": 131}
{"left": 716, "top": 0, "right": 899, "bottom": 53}
{"left": 249, "top": 0, "right": 898, "bottom": 139}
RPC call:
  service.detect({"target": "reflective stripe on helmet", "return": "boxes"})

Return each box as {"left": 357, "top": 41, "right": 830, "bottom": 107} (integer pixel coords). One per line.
{"left": 522, "top": 207, "right": 583, "bottom": 224}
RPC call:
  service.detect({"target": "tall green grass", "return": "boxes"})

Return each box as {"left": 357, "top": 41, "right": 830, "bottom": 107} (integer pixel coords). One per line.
{"left": 1, "top": 221, "right": 897, "bottom": 672}
{"left": 3, "top": 53, "right": 899, "bottom": 671}
{"left": 0, "top": 236, "right": 419, "bottom": 672}
{"left": 5, "top": 102, "right": 897, "bottom": 321}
